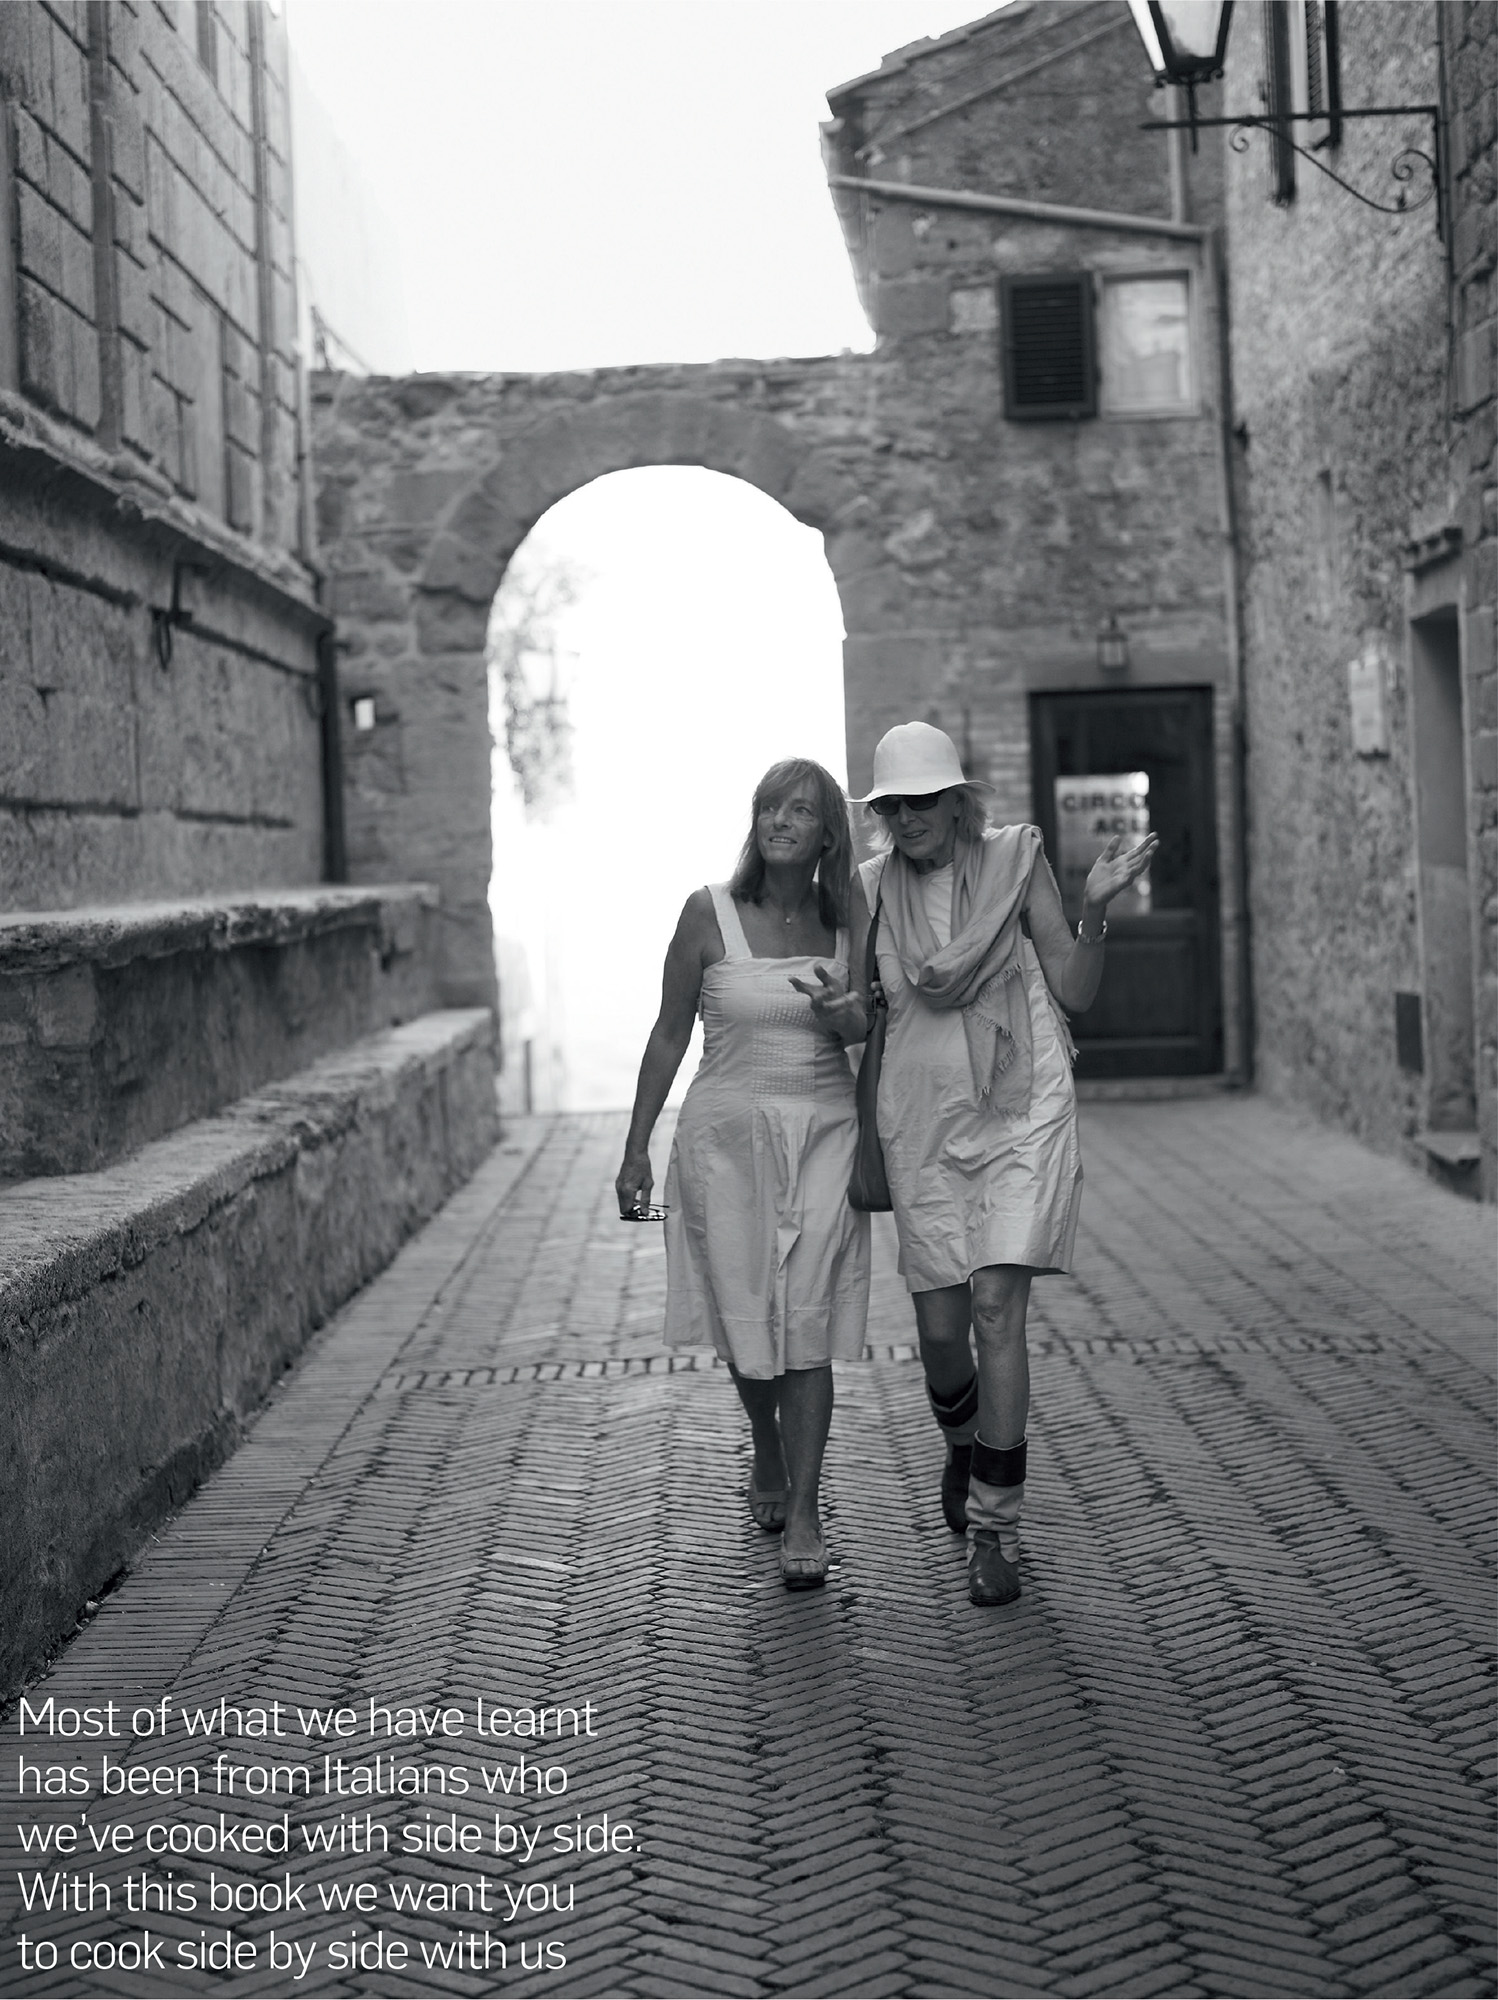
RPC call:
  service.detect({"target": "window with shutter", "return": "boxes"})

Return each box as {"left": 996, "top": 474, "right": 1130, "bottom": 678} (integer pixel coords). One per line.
{"left": 1000, "top": 275, "right": 1096, "bottom": 421}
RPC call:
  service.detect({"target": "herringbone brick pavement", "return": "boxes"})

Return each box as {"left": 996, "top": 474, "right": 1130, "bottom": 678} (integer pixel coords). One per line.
{"left": 2, "top": 1100, "right": 1493, "bottom": 1998}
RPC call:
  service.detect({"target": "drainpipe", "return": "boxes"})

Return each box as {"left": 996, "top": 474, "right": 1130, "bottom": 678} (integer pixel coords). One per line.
{"left": 1208, "top": 223, "right": 1254, "bottom": 1087}
{"left": 316, "top": 626, "right": 347, "bottom": 883}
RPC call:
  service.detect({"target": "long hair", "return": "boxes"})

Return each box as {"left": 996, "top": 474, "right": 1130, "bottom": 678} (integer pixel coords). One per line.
{"left": 728, "top": 758, "right": 852, "bottom": 930}
{"left": 861, "top": 781, "right": 990, "bottom": 853}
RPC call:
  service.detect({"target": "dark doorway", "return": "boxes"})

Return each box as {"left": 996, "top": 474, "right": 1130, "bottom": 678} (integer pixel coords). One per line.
{"left": 1409, "top": 607, "right": 1476, "bottom": 1135}
{"left": 1031, "top": 688, "right": 1222, "bottom": 1077}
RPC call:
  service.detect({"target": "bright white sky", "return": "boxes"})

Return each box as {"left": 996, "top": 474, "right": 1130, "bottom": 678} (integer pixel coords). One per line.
{"left": 285, "top": 0, "right": 998, "bottom": 1113}
{"left": 286, "top": 0, "right": 998, "bottom": 371}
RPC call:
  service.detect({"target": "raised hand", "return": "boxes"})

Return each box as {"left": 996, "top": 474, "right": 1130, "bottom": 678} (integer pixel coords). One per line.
{"left": 789, "top": 961, "right": 867, "bottom": 1042}
{"left": 1083, "top": 831, "right": 1159, "bottom": 912}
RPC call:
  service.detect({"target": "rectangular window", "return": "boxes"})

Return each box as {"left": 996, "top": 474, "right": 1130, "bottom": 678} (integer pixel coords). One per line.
{"left": 196, "top": 2, "right": 219, "bottom": 87}
{"left": 1263, "top": 1, "right": 1297, "bottom": 203}
{"left": 1288, "top": 0, "right": 1343, "bottom": 149}
{"left": 1000, "top": 274, "right": 1095, "bottom": 421}
{"left": 1100, "top": 275, "right": 1194, "bottom": 415}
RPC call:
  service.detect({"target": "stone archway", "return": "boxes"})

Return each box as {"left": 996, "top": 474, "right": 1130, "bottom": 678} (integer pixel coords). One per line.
{"left": 312, "top": 362, "right": 935, "bottom": 1013}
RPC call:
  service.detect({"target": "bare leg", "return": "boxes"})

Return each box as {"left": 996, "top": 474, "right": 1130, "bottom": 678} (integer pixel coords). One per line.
{"left": 778, "top": 1364, "right": 833, "bottom": 1558}
{"left": 969, "top": 1265, "right": 1032, "bottom": 1448}
{"left": 912, "top": 1282, "right": 976, "bottom": 1394}
{"left": 730, "top": 1367, "right": 787, "bottom": 1519}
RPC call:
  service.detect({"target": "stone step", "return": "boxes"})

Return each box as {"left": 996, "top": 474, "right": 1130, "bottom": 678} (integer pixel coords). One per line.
{"left": 0, "top": 884, "right": 440, "bottom": 1180}
{"left": 0, "top": 1006, "right": 498, "bottom": 1696}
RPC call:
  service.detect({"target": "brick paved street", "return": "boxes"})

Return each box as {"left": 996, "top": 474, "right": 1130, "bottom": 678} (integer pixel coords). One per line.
{"left": 2, "top": 1099, "right": 1493, "bottom": 1999}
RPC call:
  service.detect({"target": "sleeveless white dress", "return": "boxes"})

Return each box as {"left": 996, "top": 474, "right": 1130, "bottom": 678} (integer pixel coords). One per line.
{"left": 663, "top": 885, "right": 871, "bottom": 1379}
{"left": 866, "top": 851, "right": 1083, "bottom": 1294}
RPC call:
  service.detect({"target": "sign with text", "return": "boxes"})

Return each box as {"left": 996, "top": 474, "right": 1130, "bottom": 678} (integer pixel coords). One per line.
{"left": 1054, "top": 773, "right": 1152, "bottom": 916}
{"left": 1347, "top": 646, "right": 1390, "bottom": 756}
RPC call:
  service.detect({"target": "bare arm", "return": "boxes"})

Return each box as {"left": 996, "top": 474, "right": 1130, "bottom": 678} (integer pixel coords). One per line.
{"left": 1027, "top": 834, "right": 1157, "bottom": 1014}
{"left": 614, "top": 891, "right": 716, "bottom": 1215}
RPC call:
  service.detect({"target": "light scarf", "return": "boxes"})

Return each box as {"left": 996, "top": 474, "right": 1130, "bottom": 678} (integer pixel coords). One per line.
{"left": 868, "top": 826, "right": 1064, "bottom": 1115}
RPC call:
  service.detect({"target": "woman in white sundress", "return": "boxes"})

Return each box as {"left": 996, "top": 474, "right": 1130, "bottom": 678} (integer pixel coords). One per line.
{"left": 614, "top": 759, "right": 870, "bottom": 1592}
{"left": 809, "top": 723, "right": 1155, "bottom": 1610}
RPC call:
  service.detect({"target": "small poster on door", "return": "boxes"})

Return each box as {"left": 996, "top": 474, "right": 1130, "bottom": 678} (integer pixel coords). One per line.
{"left": 1054, "top": 774, "right": 1152, "bottom": 917}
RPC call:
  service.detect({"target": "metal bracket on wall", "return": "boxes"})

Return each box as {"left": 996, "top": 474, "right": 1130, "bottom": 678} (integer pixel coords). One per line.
{"left": 149, "top": 559, "right": 211, "bottom": 670}
{"left": 1141, "top": 105, "right": 1446, "bottom": 233}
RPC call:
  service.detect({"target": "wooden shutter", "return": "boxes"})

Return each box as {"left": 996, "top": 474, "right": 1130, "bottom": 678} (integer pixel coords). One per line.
{"left": 1000, "top": 275, "right": 1096, "bottom": 421}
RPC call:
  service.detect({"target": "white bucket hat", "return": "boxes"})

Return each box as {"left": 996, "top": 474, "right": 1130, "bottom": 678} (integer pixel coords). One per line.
{"left": 855, "top": 720, "right": 982, "bottom": 803}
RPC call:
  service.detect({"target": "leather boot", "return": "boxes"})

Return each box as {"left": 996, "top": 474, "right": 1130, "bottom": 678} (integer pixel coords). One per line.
{"left": 927, "top": 1374, "right": 980, "bottom": 1533}
{"left": 966, "top": 1436, "right": 1025, "bottom": 1606}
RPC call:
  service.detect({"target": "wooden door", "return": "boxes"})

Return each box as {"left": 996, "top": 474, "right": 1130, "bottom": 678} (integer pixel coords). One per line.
{"left": 1030, "top": 688, "right": 1222, "bottom": 1077}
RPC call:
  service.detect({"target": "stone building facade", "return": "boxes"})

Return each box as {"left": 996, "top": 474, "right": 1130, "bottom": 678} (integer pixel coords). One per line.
{"left": 0, "top": 0, "right": 328, "bottom": 908}
{"left": 5, "top": 0, "right": 1490, "bottom": 1698}
{"left": 1221, "top": 0, "right": 1495, "bottom": 1198}
{"left": 0, "top": 5, "right": 495, "bottom": 1698}
{"left": 317, "top": 0, "right": 1246, "bottom": 1082}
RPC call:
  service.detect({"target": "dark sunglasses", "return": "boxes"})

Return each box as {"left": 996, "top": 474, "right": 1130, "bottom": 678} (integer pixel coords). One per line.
{"left": 869, "top": 791, "right": 946, "bottom": 817}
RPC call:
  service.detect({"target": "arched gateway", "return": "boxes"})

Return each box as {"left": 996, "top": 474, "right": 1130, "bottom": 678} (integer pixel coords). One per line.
{"left": 312, "top": 360, "right": 942, "bottom": 1014}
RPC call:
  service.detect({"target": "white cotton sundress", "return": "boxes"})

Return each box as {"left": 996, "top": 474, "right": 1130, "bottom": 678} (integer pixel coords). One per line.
{"left": 663, "top": 885, "right": 872, "bottom": 1379}
{"left": 866, "top": 845, "right": 1083, "bottom": 1294}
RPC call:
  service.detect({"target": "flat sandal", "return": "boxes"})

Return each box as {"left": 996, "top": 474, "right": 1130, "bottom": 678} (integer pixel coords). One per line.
{"left": 748, "top": 1482, "right": 789, "bottom": 1532}
{"left": 780, "top": 1535, "right": 828, "bottom": 1591}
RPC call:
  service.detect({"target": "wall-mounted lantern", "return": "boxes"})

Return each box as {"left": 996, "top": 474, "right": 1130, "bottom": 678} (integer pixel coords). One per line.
{"left": 1126, "top": 1, "right": 1233, "bottom": 147}
{"left": 1097, "top": 615, "right": 1131, "bottom": 676}
{"left": 1127, "top": 0, "right": 1444, "bottom": 226}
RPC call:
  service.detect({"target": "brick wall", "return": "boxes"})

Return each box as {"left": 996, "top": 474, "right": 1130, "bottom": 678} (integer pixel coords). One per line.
{"left": 0, "top": 1, "right": 325, "bottom": 911}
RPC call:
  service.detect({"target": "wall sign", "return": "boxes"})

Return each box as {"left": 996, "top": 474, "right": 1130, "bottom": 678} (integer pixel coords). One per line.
{"left": 1348, "top": 645, "right": 1391, "bottom": 756}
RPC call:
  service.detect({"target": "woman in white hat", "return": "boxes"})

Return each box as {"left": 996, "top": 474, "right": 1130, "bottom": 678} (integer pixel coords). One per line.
{"left": 615, "top": 758, "right": 870, "bottom": 1591}
{"left": 810, "top": 721, "right": 1154, "bottom": 1607}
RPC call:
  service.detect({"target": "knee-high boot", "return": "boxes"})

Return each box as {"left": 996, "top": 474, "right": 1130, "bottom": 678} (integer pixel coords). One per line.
{"left": 966, "top": 1436, "right": 1025, "bottom": 1606}
{"left": 927, "top": 1374, "right": 980, "bottom": 1533}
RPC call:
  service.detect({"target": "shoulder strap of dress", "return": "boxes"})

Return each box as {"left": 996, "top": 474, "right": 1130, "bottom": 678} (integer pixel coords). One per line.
{"left": 708, "top": 883, "right": 751, "bottom": 958}
{"left": 835, "top": 926, "right": 850, "bottom": 964}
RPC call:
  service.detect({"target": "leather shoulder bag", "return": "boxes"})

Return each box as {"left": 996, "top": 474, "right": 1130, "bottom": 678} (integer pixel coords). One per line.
{"left": 848, "top": 899, "right": 892, "bottom": 1213}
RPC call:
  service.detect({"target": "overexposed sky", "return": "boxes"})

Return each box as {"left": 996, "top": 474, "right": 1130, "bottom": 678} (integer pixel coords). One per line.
{"left": 491, "top": 469, "right": 848, "bottom": 1112}
{"left": 286, "top": 0, "right": 998, "bottom": 371}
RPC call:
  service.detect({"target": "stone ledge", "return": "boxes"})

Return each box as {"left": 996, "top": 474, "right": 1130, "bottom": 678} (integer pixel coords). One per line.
{"left": 0, "top": 388, "right": 324, "bottom": 622}
{"left": 0, "top": 885, "right": 447, "bottom": 1179}
{"left": 0, "top": 883, "right": 437, "bottom": 975}
{"left": 0, "top": 1007, "right": 499, "bottom": 1697}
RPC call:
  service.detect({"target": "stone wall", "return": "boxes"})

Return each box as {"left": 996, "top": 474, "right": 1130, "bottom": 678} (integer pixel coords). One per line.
{"left": 313, "top": 274, "right": 1241, "bottom": 1048}
{"left": 313, "top": 4, "right": 1243, "bottom": 1062}
{"left": 1442, "top": 0, "right": 1497, "bottom": 1198}
{"left": 1, "top": 1004, "right": 497, "bottom": 1698}
{"left": 0, "top": 1, "right": 328, "bottom": 912}
{"left": 1224, "top": 0, "right": 1495, "bottom": 1194}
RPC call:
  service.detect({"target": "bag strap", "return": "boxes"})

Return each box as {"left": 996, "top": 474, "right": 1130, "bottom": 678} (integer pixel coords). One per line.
{"left": 863, "top": 895, "right": 883, "bottom": 1000}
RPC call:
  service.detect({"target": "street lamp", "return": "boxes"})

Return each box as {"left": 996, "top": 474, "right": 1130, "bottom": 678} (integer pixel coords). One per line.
{"left": 1127, "top": 1, "right": 1232, "bottom": 149}
{"left": 1127, "top": 0, "right": 1444, "bottom": 224}
{"left": 1127, "top": 2, "right": 1233, "bottom": 104}
{"left": 1097, "top": 615, "right": 1131, "bottom": 676}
